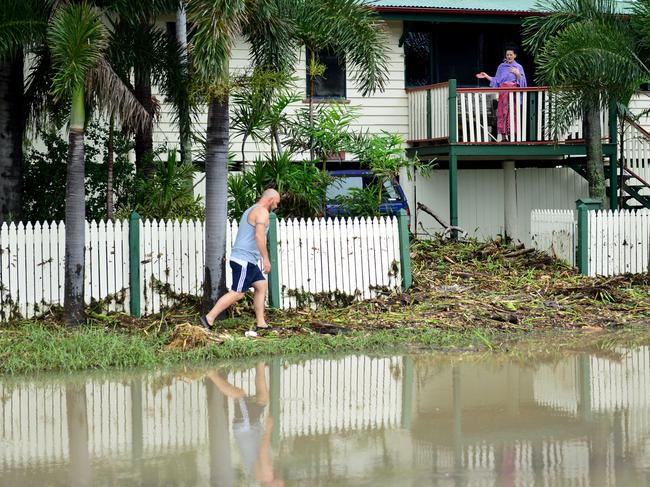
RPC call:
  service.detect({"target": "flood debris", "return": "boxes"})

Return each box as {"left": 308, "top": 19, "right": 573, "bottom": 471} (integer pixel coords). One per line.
{"left": 21, "top": 238, "right": 650, "bottom": 353}
{"left": 166, "top": 323, "right": 225, "bottom": 351}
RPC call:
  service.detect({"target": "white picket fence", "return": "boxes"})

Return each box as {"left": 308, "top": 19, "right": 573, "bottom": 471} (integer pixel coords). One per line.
{"left": 530, "top": 208, "right": 650, "bottom": 276}
{"left": 0, "top": 216, "right": 402, "bottom": 319}
{"left": 276, "top": 217, "right": 401, "bottom": 308}
{"left": 530, "top": 210, "right": 576, "bottom": 266}
{"left": 588, "top": 209, "right": 650, "bottom": 277}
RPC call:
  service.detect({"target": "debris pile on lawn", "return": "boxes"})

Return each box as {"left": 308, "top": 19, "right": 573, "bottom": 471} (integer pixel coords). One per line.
{"left": 166, "top": 323, "right": 224, "bottom": 351}
{"left": 262, "top": 238, "right": 650, "bottom": 332}
{"left": 43, "top": 238, "right": 648, "bottom": 345}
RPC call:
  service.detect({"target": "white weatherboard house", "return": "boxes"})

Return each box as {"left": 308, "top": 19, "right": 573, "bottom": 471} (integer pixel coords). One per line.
{"left": 154, "top": 0, "right": 650, "bottom": 245}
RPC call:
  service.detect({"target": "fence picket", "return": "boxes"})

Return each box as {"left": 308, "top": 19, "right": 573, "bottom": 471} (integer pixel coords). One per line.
{"left": 325, "top": 218, "right": 336, "bottom": 297}
{"left": 15, "top": 223, "right": 26, "bottom": 318}
{"left": 32, "top": 222, "right": 44, "bottom": 317}
{"left": 317, "top": 219, "right": 329, "bottom": 298}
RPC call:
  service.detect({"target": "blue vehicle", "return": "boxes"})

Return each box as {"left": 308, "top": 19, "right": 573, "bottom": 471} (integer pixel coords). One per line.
{"left": 324, "top": 169, "right": 410, "bottom": 218}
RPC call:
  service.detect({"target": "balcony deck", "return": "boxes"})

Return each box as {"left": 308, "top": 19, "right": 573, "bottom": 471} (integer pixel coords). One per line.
{"left": 405, "top": 81, "right": 617, "bottom": 161}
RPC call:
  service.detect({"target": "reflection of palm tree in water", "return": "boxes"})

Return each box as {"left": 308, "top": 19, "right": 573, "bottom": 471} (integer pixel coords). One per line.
{"left": 207, "top": 362, "right": 284, "bottom": 487}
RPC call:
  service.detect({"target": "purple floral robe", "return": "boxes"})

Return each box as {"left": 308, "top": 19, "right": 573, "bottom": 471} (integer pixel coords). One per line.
{"left": 489, "top": 61, "right": 527, "bottom": 88}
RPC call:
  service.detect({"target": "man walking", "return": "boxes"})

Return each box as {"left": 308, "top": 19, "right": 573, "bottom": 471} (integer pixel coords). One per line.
{"left": 201, "top": 188, "right": 281, "bottom": 330}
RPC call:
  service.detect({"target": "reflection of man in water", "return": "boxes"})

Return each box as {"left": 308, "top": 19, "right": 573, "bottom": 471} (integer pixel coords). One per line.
{"left": 207, "top": 362, "right": 284, "bottom": 486}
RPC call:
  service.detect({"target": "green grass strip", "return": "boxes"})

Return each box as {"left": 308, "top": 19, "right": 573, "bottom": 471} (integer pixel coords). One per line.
{"left": 0, "top": 323, "right": 477, "bottom": 375}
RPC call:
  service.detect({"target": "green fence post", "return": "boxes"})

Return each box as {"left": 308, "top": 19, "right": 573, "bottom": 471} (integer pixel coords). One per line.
{"left": 268, "top": 213, "right": 281, "bottom": 308}
{"left": 576, "top": 198, "right": 602, "bottom": 275}
{"left": 398, "top": 209, "right": 412, "bottom": 291}
{"left": 129, "top": 211, "right": 141, "bottom": 318}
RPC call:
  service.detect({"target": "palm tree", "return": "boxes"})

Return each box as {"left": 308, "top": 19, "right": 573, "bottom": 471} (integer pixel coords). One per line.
{"left": 0, "top": 0, "right": 53, "bottom": 223}
{"left": 186, "top": 0, "right": 390, "bottom": 310}
{"left": 522, "top": 0, "right": 647, "bottom": 201}
{"left": 47, "top": 2, "right": 150, "bottom": 325}
{"left": 106, "top": 0, "right": 199, "bottom": 177}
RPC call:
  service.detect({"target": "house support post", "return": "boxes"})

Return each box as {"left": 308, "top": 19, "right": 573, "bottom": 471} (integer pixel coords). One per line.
{"left": 608, "top": 101, "right": 618, "bottom": 210}
{"left": 448, "top": 80, "right": 459, "bottom": 239}
{"left": 449, "top": 149, "right": 458, "bottom": 239}
{"left": 503, "top": 160, "right": 516, "bottom": 240}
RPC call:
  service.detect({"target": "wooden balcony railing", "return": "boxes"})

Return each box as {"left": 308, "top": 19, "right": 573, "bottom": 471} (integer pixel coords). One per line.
{"left": 406, "top": 80, "right": 612, "bottom": 145}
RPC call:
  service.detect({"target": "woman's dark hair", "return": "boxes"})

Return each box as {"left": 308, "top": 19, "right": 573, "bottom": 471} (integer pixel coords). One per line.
{"left": 504, "top": 45, "right": 518, "bottom": 55}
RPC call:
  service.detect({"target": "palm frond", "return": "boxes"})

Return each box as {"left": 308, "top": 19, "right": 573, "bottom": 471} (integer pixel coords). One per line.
{"left": 535, "top": 19, "right": 647, "bottom": 107}
{"left": 186, "top": 0, "right": 247, "bottom": 86}
{"left": 523, "top": 0, "right": 621, "bottom": 54}
{"left": 86, "top": 58, "right": 151, "bottom": 133}
{"left": 0, "top": 0, "right": 52, "bottom": 57}
{"left": 23, "top": 46, "right": 61, "bottom": 131}
{"left": 544, "top": 89, "right": 584, "bottom": 140}
{"left": 295, "top": 0, "right": 390, "bottom": 96}
{"left": 47, "top": 3, "right": 109, "bottom": 101}
{"left": 244, "top": 0, "right": 297, "bottom": 73}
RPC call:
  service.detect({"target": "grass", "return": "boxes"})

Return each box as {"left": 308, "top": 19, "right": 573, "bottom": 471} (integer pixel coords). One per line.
{"left": 0, "top": 322, "right": 478, "bottom": 375}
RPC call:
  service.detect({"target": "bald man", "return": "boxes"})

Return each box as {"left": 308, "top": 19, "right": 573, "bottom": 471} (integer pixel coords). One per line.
{"left": 201, "top": 189, "right": 281, "bottom": 330}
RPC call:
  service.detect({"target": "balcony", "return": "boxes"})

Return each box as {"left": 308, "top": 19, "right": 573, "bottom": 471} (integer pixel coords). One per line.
{"left": 406, "top": 80, "right": 615, "bottom": 159}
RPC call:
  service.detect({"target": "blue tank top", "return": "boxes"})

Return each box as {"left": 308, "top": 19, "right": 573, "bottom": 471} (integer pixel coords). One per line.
{"left": 230, "top": 204, "right": 268, "bottom": 264}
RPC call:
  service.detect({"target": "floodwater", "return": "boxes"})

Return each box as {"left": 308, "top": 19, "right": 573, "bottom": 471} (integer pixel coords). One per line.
{"left": 1, "top": 348, "right": 650, "bottom": 486}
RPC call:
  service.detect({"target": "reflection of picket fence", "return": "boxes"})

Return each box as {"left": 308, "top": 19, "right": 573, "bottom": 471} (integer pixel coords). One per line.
{"left": 530, "top": 210, "right": 576, "bottom": 266}
{"left": 0, "top": 356, "right": 405, "bottom": 470}
{"left": 0, "top": 216, "right": 403, "bottom": 319}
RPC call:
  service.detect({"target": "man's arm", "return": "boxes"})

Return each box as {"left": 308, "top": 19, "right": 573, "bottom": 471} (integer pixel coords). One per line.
{"left": 249, "top": 206, "right": 271, "bottom": 273}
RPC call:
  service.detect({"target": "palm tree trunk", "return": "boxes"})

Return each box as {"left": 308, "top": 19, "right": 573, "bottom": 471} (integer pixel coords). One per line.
{"left": 64, "top": 85, "right": 86, "bottom": 326}
{"left": 134, "top": 61, "right": 154, "bottom": 177}
{"left": 584, "top": 104, "right": 606, "bottom": 201}
{"left": 176, "top": 3, "right": 192, "bottom": 165}
{"left": 203, "top": 96, "right": 229, "bottom": 311}
{"left": 106, "top": 114, "right": 114, "bottom": 220}
{"left": 0, "top": 54, "right": 25, "bottom": 223}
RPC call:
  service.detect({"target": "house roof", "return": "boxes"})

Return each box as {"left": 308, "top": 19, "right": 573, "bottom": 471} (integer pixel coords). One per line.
{"left": 371, "top": 1, "right": 538, "bottom": 14}
{"left": 370, "top": 0, "right": 635, "bottom": 15}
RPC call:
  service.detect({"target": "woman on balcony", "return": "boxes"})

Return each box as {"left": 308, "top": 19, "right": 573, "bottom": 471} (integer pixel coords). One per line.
{"left": 476, "top": 47, "right": 527, "bottom": 141}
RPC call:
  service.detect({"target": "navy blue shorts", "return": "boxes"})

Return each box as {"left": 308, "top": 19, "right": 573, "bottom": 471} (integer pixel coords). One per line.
{"left": 230, "top": 259, "right": 265, "bottom": 293}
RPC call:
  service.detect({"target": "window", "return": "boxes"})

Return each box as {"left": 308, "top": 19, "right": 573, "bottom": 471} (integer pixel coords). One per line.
{"left": 404, "top": 30, "right": 432, "bottom": 88}
{"left": 403, "top": 21, "right": 535, "bottom": 88}
{"left": 306, "top": 48, "right": 346, "bottom": 99}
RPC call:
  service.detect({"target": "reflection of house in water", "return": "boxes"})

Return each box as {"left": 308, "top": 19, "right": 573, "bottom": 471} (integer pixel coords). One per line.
{"left": 411, "top": 347, "right": 650, "bottom": 485}
{"left": 0, "top": 350, "right": 649, "bottom": 484}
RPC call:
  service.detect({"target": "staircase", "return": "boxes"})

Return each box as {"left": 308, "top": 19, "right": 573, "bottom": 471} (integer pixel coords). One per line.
{"left": 612, "top": 119, "right": 650, "bottom": 210}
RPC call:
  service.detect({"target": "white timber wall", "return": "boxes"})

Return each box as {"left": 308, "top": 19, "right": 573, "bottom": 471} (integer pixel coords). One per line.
{"left": 153, "top": 21, "right": 408, "bottom": 163}
{"left": 414, "top": 167, "right": 588, "bottom": 245}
